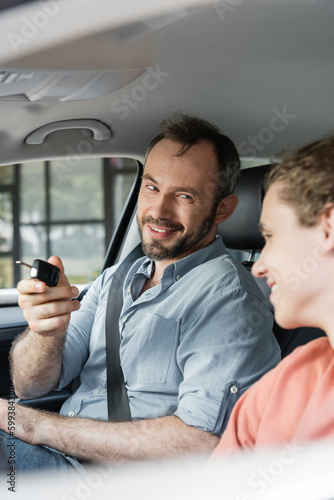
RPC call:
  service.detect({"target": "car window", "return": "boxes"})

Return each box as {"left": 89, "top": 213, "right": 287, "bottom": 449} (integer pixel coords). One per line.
{"left": 240, "top": 158, "right": 272, "bottom": 169}
{"left": 0, "top": 157, "right": 137, "bottom": 288}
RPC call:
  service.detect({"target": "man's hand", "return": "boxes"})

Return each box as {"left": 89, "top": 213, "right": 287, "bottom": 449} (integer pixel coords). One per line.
{"left": 17, "top": 256, "right": 80, "bottom": 336}
{"left": 0, "top": 398, "right": 44, "bottom": 446}
{"left": 11, "top": 256, "right": 81, "bottom": 399}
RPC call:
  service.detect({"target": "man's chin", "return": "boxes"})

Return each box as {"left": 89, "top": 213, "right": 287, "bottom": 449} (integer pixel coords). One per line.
{"left": 141, "top": 240, "right": 177, "bottom": 261}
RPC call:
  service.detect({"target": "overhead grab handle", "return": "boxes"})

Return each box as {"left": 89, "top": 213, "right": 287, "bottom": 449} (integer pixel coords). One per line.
{"left": 25, "top": 119, "right": 112, "bottom": 145}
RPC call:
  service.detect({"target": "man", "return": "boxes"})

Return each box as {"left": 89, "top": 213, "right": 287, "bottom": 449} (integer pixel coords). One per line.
{"left": 0, "top": 114, "right": 280, "bottom": 471}
{"left": 212, "top": 136, "right": 334, "bottom": 454}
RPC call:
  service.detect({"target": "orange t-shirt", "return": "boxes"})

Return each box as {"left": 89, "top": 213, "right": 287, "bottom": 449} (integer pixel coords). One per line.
{"left": 212, "top": 337, "right": 334, "bottom": 454}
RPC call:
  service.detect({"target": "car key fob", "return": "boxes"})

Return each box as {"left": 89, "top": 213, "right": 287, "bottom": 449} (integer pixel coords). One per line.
{"left": 16, "top": 259, "right": 60, "bottom": 287}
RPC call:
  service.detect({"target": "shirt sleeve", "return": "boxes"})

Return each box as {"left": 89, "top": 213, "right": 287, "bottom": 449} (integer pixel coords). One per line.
{"left": 174, "top": 286, "right": 281, "bottom": 436}
{"left": 56, "top": 268, "right": 114, "bottom": 389}
{"left": 211, "top": 338, "right": 329, "bottom": 453}
{"left": 211, "top": 365, "right": 278, "bottom": 452}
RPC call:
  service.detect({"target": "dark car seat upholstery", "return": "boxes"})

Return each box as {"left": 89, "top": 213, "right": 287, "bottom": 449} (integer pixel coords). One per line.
{"left": 218, "top": 164, "right": 325, "bottom": 357}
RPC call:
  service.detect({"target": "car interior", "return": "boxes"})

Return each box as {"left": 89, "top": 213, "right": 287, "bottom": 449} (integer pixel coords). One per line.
{"left": 4, "top": 162, "right": 326, "bottom": 412}
{"left": 0, "top": 0, "right": 333, "bottom": 495}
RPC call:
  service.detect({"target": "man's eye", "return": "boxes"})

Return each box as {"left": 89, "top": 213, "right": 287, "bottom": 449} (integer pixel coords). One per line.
{"left": 179, "top": 193, "right": 193, "bottom": 200}
{"left": 146, "top": 185, "right": 158, "bottom": 192}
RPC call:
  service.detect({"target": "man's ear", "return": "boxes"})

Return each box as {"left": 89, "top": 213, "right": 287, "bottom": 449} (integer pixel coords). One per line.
{"left": 214, "top": 195, "right": 238, "bottom": 225}
{"left": 320, "top": 204, "right": 334, "bottom": 254}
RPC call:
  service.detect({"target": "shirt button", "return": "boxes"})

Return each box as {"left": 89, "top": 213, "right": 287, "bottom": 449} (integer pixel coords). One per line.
{"left": 122, "top": 315, "right": 127, "bottom": 323}
{"left": 127, "top": 286, "right": 130, "bottom": 292}
{"left": 230, "top": 385, "right": 238, "bottom": 394}
{"left": 176, "top": 275, "right": 182, "bottom": 281}
{"left": 93, "top": 389, "right": 99, "bottom": 395}
{"left": 68, "top": 411, "right": 75, "bottom": 417}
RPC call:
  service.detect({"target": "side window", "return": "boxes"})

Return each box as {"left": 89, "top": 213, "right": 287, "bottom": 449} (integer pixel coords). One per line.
{"left": 0, "top": 157, "right": 137, "bottom": 288}
{"left": 0, "top": 165, "right": 14, "bottom": 288}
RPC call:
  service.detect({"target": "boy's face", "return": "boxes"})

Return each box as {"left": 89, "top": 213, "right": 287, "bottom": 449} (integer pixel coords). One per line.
{"left": 252, "top": 182, "right": 327, "bottom": 330}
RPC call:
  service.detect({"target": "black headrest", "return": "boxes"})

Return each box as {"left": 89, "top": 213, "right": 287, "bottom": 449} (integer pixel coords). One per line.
{"left": 218, "top": 164, "right": 271, "bottom": 251}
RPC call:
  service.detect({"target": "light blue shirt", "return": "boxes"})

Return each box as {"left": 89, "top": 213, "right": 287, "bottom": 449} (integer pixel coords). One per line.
{"left": 58, "top": 236, "right": 280, "bottom": 436}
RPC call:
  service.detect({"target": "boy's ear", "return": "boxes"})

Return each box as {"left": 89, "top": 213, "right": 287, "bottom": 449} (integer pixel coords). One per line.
{"left": 214, "top": 195, "right": 238, "bottom": 225}
{"left": 320, "top": 204, "right": 334, "bottom": 253}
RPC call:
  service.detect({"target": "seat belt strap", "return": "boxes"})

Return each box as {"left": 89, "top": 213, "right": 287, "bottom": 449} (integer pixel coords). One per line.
{"left": 105, "top": 244, "right": 144, "bottom": 422}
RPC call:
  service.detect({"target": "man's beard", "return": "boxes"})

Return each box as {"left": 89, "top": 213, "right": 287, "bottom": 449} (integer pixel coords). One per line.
{"left": 137, "top": 210, "right": 217, "bottom": 261}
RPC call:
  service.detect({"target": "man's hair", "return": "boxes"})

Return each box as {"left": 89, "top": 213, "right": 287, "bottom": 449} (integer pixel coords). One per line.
{"left": 146, "top": 113, "right": 240, "bottom": 202}
{"left": 265, "top": 136, "right": 334, "bottom": 226}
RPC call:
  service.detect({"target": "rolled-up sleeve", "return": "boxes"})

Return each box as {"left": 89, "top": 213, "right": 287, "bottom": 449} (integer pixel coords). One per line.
{"left": 174, "top": 287, "right": 280, "bottom": 436}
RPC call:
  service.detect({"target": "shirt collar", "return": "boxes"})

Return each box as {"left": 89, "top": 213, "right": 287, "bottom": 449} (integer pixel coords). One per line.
{"left": 136, "top": 236, "right": 226, "bottom": 282}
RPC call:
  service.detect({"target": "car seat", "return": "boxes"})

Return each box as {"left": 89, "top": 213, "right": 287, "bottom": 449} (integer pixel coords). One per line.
{"left": 218, "top": 164, "right": 325, "bottom": 357}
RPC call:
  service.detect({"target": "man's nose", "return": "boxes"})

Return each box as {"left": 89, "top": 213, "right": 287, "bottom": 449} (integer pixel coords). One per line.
{"left": 150, "top": 193, "right": 174, "bottom": 220}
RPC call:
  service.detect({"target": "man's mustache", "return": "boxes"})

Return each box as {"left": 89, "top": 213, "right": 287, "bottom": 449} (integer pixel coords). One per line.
{"left": 141, "top": 217, "right": 184, "bottom": 232}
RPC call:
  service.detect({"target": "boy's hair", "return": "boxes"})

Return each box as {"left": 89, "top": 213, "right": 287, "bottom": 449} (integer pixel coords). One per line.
{"left": 265, "top": 136, "right": 334, "bottom": 226}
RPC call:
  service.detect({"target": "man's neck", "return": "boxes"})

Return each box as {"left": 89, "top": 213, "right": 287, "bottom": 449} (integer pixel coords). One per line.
{"left": 140, "top": 260, "right": 168, "bottom": 296}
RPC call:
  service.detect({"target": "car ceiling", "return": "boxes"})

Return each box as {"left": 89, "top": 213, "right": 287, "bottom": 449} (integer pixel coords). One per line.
{"left": 0, "top": 0, "right": 333, "bottom": 167}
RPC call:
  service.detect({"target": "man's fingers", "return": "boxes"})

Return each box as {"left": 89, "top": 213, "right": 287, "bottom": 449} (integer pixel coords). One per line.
{"left": 16, "top": 255, "right": 80, "bottom": 336}
{"left": 27, "top": 310, "right": 80, "bottom": 336}
{"left": 17, "top": 255, "right": 78, "bottom": 297}
{"left": 18, "top": 291, "right": 81, "bottom": 326}
{"left": 23, "top": 296, "right": 80, "bottom": 320}
{"left": 18, "top": 295, "right": 80, "bottom": 334}
{"left": 17, "top": 278, "right": 46, "bottom": 294}
{"left": 17, "top": 279, "right": 78, "bottom": 301}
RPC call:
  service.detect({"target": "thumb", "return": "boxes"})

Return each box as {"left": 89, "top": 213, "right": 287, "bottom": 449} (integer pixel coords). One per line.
{"left": 47, "top": 255, "right": 69, "bottom": 286}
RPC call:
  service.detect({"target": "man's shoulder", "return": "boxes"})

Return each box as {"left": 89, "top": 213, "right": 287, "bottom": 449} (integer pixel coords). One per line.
{"left": 194, "top": 251, "right": 261, "bottom": 295}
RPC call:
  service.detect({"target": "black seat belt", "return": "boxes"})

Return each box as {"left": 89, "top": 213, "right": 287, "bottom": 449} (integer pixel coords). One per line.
{"left": 105, "top": 244, "right": 144, "bottom": 422}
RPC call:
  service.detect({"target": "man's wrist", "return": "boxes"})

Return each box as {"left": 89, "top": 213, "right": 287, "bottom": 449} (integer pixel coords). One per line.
{"left": 33, "top": 409, "right": 64, "bottom": 447}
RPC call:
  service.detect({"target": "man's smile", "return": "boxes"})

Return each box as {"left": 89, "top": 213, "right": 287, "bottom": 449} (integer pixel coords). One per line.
{"left": 146, "top": 223, "right": 179, "bottom": 239}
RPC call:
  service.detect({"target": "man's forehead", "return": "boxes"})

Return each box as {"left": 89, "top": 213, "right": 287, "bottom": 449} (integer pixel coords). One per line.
{"left": 146, "top": 139, "right": 217, "bottom": 172}
{"left": 147, "top": 138, "right": 184, "bottom": 157}
{"left": 147, "top": 138, "right": 216, "bottom": 158}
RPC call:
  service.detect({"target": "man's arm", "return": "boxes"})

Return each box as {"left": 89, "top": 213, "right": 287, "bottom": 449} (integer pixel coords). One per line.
{"left": 0, "top": 401, "right": 219, "bottom": 463}
{"left": 11, "top": 256, "right": 80, "bottom": 399}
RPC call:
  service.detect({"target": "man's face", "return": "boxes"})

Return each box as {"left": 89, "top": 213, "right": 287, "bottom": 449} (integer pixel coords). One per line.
{"left": 137, "top": 139, "right": 221, "bottom": 263}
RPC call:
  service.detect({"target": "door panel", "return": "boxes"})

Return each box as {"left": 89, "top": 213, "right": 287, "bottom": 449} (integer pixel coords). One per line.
{"left": 0, "top": 304, "right": 26, "bottom": 397}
